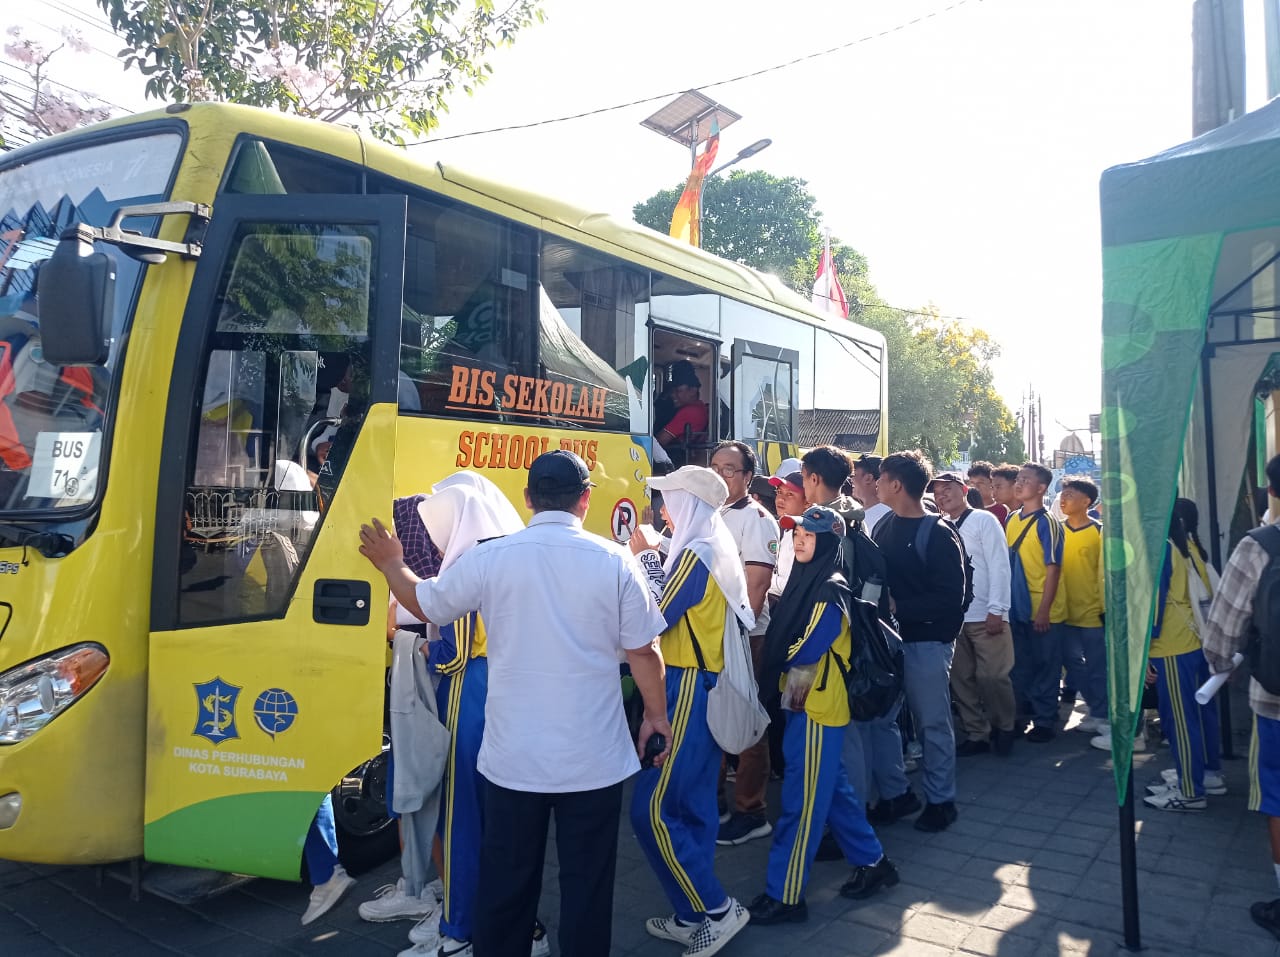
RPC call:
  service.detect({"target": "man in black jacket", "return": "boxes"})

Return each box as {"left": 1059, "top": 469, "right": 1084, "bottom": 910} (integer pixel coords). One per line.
{"left": 873, "top": 451, "right": 966, "bottom": 832}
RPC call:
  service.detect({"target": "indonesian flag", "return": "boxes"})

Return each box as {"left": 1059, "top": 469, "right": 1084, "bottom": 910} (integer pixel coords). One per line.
{"left": 812, "top": 235, "right": 849, "bottom": 318}
{"left": 669, "top": 120, "right": 720, "bottom": 247}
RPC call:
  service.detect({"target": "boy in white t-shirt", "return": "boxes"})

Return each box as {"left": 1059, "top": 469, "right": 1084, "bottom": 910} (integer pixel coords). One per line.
{"left": 709, "top": 441, "right": 780, "bottom": 847}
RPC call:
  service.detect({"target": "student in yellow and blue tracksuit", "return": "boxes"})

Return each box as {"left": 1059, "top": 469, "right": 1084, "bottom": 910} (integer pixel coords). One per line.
{"left": 631, "top": 466, "right": 753, "bottom": 956}
{"left": 1141, "top": 510, "right": 1222, "bottom": 813}
{"left": 746, "top": 506, "right": 898, "bottom": 925}
{"left": 407, "top": 481, "right": 535, "bottom": 957}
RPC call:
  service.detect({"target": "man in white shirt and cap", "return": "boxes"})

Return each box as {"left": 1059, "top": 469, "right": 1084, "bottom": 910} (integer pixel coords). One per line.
{"left": 359, "top": 450, "right": 671, "bottom": 957}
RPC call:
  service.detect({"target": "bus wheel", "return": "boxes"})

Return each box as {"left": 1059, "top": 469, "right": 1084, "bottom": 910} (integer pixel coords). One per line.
{"left": 332, "top": 733, "right": 399, "bottom": 874}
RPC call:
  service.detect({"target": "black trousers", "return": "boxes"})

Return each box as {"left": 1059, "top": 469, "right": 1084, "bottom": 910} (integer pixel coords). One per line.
{"left": 472, "top": 776, "right": 623, "bottom": 957}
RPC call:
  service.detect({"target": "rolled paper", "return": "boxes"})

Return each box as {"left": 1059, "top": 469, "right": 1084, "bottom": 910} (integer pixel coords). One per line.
{"left": 1195, "top": 652, "right": 1245, "bottom": 705}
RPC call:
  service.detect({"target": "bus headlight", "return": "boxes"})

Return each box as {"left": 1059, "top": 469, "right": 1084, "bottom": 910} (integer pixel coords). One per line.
{"left": 0, "top": 644, "right": 109, "bottom": 744}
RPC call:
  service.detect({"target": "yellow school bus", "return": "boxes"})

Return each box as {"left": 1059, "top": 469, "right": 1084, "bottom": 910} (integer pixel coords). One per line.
{"left": 0, "top": 102, "right": 887, "bottom": 880}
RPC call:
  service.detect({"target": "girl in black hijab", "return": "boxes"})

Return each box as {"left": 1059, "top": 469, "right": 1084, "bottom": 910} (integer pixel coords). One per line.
{"left": 748, "top": 506, "right": 898, "bottom": 926}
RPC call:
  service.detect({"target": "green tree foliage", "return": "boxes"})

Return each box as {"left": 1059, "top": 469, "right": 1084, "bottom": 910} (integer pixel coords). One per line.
{"left": 633, "top": 171, "right": 1018, "bottom": 462}
{"left": 96, "top": 0, "right": 544, "bottom": 144}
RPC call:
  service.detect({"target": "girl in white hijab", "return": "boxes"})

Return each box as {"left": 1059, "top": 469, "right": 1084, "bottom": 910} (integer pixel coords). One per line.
{"left": 629, "top": 466, "right": 755, "bottom": 948}
{"left": 397, "top": 475, "right": 540, "bottom": 957}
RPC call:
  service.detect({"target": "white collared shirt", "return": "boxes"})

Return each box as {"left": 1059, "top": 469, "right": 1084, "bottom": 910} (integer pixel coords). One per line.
{"left": 416, "top": 510, "right": 667, "bottom": 793}
{"left": 951, "top": 507, "right": 1011, "bottom": 622}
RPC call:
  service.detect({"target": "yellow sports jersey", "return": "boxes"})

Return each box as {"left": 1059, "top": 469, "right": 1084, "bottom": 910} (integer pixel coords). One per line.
{"left": 1062, "top": 520, "right": 1104, "bottom": 628}
{"left": 659, "top": 550, "right": 728, "bottom": 672}
{"left": 777, "top": 601, "right": 853, "bottom": 727}
{"left": 1149, "top": 544, "right": 1201, "bottom": 659}
{"left": 1007, "top": 509, "right": 1069, "bottom": 623}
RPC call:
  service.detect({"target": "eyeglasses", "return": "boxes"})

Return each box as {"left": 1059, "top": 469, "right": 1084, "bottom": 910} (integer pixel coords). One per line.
{"left": 711, "top": 465, "right": 749, "bottom": 478}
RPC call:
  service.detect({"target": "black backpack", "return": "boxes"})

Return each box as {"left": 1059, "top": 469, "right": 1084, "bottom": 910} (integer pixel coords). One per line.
{"left": 844, "top": 518, "right": 891, "bottom": 621}
{"left": 834, "top": 520, "right": 903, "bottom": 720}
{"left": 1247, "top": 525, "right": 1280, "bottom": 695}
{"left": 831, "top": 596, "right": 905, "bottom": 722}
{"left": 913, "top": 513, "right": 974, "bottom": 614}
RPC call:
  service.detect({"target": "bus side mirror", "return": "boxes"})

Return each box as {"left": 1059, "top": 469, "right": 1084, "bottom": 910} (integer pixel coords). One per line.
{"left": 38, "top": 225, "right": 115, "bottom": 366}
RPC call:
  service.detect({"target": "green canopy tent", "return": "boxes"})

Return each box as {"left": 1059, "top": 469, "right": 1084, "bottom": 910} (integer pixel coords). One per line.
{"left": 1101, "top": 98, "right": 1280, "bottom": 949}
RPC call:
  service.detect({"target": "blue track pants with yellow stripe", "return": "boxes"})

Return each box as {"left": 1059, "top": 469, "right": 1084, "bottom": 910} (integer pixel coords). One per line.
{"left": 1152, "top": 650, "right": 1220, "bottom": 800}
{"left": 630, "top": 666, "right": 726, "bottom": 923}
{"left": 766, "top": 711, "right": 884, "bottom": 905}
{"left": 435, "top": 657, "right": 487, "bottom": 941}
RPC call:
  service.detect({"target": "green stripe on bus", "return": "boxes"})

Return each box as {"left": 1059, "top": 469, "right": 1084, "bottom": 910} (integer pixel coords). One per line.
{"left": 145, "top": 791, "right": 325, "bottom": 882}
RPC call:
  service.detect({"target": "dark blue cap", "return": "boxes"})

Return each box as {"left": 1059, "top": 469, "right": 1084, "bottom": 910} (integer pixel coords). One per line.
{"left": 528, "top": 450, "right": 593, "bottom": 495}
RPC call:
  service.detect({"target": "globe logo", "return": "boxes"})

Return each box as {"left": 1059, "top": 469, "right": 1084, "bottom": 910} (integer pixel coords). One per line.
{"left": 253, "top": 688, "right": 298, "bottom": 739}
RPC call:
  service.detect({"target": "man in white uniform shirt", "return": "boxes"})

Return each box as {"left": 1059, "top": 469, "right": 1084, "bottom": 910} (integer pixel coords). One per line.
{"left": 928, "top": 472, "right": 1017, "bottom": 757}
{"left": 359, "top": 450, "right": 670, "bottom": 957}
{"left": 851, "top": 454, "right": 892, "bottom": 534}
{"left": 708, "top": 440, "right": 780, "bottom": 846}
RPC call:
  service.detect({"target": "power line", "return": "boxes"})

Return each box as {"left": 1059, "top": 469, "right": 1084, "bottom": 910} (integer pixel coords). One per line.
{"left": 0, "top": 60, "right": 129, "bottom": 113}
{"left": 30, "top": 0, "right": 121, "bottom": 42}
{"left": 414, "top": 0, "right": 978, "bottom": 145}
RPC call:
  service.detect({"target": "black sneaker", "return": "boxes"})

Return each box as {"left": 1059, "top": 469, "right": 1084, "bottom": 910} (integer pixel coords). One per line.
{"left": 814, "top": 830, "right": 842, "bottom": 862}
{"left": 716, "top": 812, "right": 772, "bottom": 846}
{"left": 1025, "top": 725, "right": 1055, "bottom": 744}
{"left": 840, "top": 856, "right": 900, "bottom": 899}
{"left": 914, "top": 801, "right": 958, "bottom": 832}
{"left": 866, "top": 790, "right": 922, "bottom": 825}
{"left": 991, "top": 727, "right": 1016, "bottom": 756}
{"left": 956, "top": 738, "right": 991, "bottom": 757}
{"left": 747, "top": 892, "right": 808, "bottom": 924}
{"left": 1252, "top": 899, "right": 1280, "bottom": 941}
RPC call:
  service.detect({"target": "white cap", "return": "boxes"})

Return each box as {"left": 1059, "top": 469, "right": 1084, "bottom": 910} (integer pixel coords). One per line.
{"left": 774, "top": 457, "right": 802, "bottom": 479}
{"left": 645, "top": 466, "right": 728, "bottom": 509}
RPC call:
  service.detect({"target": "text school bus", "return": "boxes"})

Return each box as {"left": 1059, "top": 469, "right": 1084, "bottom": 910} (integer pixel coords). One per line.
{"left": 0, "top": 103, "right": 887, "bottom": 881}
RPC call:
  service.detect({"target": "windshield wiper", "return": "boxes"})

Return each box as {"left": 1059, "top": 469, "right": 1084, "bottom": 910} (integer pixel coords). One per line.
{"left": 0, "top": 523, "right": 74, "bottom": 558}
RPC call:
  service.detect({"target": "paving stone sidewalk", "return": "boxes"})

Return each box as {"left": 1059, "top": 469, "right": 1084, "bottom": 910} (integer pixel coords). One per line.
{"left": 3, "top": 701, "right": 1278, "bottom": 957}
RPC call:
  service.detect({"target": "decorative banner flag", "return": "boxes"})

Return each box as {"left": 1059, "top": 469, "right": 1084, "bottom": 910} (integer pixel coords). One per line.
{"left": 669, "top": 120, "right": 721, "bottom": 247}
{"left": 812, "top": 234, "right": 849, "bottom": 318}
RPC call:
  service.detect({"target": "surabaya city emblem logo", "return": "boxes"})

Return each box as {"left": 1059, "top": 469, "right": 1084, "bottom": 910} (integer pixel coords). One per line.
{"left": 193, "top": 677, "right": 242, "bottom": 746}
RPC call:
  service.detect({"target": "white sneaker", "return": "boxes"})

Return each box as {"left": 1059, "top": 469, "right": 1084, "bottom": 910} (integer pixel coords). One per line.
{"left": 1161, "top": 767, "right": 1227, "bottom": 795}
{"left": 437, "top": 936, "right": 474, "bottom": 957}
{"left": 1089, "top": 730, "right": 1145, "bottom": 752}
{"left": 301, "top": 865, "right": 355, "bottom": 925}
{"left": 531, "top": 919, "right": 551, "bottom": 957}
{"left": 681, "top": 899, "right": 750, "bottom": 957}
{"left": 1142, "top": 785, "right": 1207, "bottom": 812}
{"left": 358, "top": 878, "right": 440, "bottom": 922}
{"left": 646, "top": 914, "right": 700, "bottom": 945}
{"left": 1074, "top": 716, "right": 1108, "bottom": 734}
{"left": 427, "top": 876, "right": 445, "bottom": 903}
{"left": 408, "top": 910, "right": 440, "bottom": 946}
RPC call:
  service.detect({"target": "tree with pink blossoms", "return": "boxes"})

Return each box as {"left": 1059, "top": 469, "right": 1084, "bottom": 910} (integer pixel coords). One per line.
{"left": 1, "top": 27, "right": 112, "bottom": 147}
{"left": 97, "top": 0, "right": 544, "bottom": 145}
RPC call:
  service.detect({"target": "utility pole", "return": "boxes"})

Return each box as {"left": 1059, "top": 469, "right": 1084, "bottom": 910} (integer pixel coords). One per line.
{"left": 1038, "top": 393, "right": 1045, "bottom": 464}
{"left": 1192, "top": 0, "right": 1246, "bottom": 135}
{"left": 1267, "top": 0, "right": 1280, "bottom": 100}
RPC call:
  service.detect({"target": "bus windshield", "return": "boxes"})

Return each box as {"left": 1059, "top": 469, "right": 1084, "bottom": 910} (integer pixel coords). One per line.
{"left": 0, "top": 131, "right": 182, "bottom": 514}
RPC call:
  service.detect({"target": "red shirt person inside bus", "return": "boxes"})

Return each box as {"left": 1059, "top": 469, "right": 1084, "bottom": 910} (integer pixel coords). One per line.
{"left": 656, "top": 360, "right": 709, "bottom": 451}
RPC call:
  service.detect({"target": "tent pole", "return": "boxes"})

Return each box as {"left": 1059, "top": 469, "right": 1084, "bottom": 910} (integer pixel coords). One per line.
{"left": 1200, "top": 347, "right": 1236, "bottom": 758}
{"left": 1119, "top": 756, "right": 1141, "bottom": 950}
{"left": 1203, "top": 347, "right": 1222, "bottom": 569}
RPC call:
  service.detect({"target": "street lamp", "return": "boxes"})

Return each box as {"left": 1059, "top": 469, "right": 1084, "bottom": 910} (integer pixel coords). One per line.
{"left": 694, "top": 138, "right": 772, "bottom": 248}
{"left": 707, "top": 138, "right": 772, "bottom": 179}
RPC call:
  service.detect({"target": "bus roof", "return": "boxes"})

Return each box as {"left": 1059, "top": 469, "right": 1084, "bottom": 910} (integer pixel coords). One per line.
{"left": 5, "top": 102, "right": 885, "bottom": 351}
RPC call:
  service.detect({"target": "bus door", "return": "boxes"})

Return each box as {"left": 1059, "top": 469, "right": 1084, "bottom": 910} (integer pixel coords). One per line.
{"left": 144, "top": 195, "right": 407, "bottom": 879}
{"left": 730, "top": 338, "right": 799, "bottom": 468}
